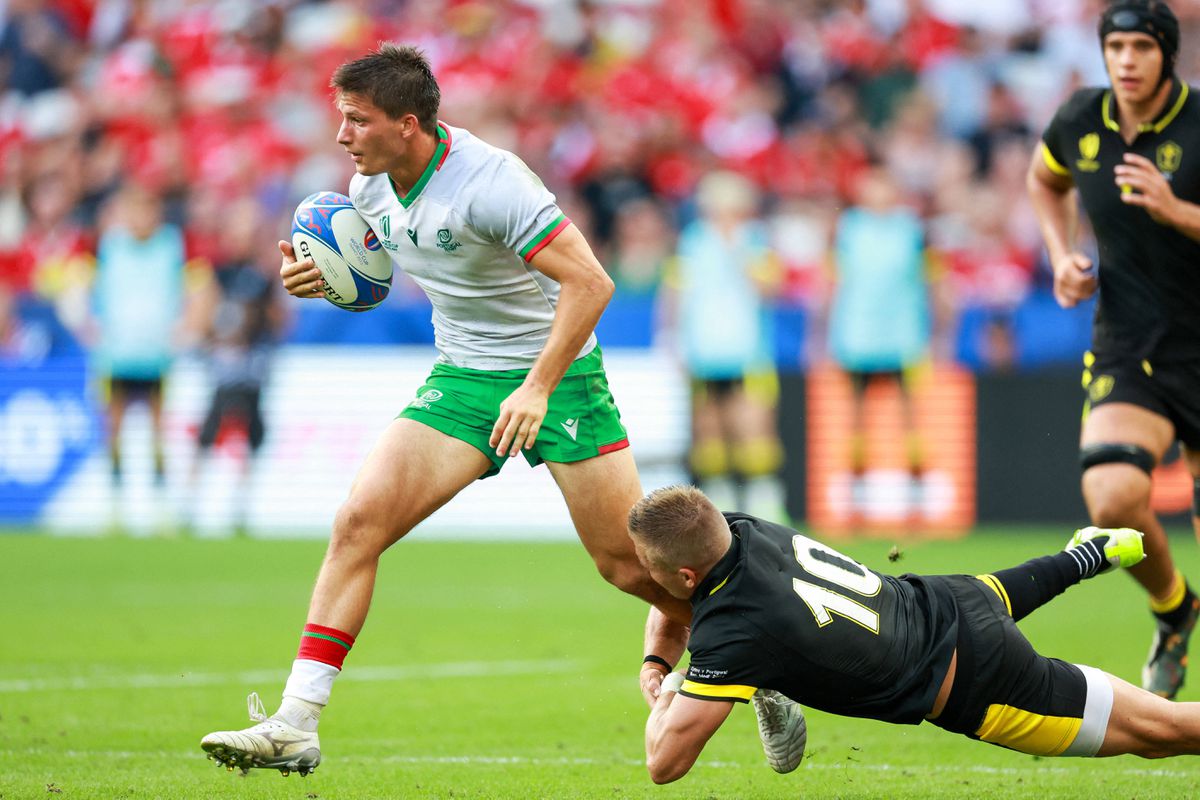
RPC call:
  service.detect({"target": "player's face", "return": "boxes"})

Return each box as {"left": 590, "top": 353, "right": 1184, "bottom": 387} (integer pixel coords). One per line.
{"left": 632, "top": 540, "right": 693, "bottom": 599}
{"left": 335, "top": 93, "right": 408, "bottom": 176}
{"left": 1103, "top": 32, "right": 1165, "bottom": 106}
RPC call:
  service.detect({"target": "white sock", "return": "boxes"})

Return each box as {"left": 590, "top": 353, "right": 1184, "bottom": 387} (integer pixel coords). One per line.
{"left": 278, "top": 658, "right": 339, "bottom": 731}
{"left": 275, "top": 696, "right": 323, "bottom": 732}
{"left": 744, "top": 475, "right": 785, "bottom": 520}
{"left": 701, "top": 476, "right": 738, "bottom": 512}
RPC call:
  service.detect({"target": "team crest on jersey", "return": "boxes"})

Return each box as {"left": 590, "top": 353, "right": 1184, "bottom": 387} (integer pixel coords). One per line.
{"left": 377, "top": 214, "right": 399, "bottom": 252}
{"left": 436, "top": 228, "right": 463, "bottom": 252}
{"left": 1077, "top": 133, "right": 1101, "bottom": 172}
{"left": 1157, "top": 141, "right": 1182, "bottom": 176}
{"left": 1088, "top": 374, "right": 1115, "bottom": 403}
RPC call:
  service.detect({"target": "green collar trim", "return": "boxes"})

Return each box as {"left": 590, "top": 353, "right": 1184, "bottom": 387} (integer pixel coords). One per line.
{"left": 389, "top": 122, "right": 451, "bottom": 209}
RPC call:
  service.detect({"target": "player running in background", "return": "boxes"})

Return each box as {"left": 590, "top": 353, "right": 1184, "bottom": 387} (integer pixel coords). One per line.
{"left": 200, "top": 44, "right": 794, "bottom": 776}
{"left": 1027, "top": 0, "right": 1200, "bottom": 698}
{"left": 629, "top": 485, "right": 1200, "bottom": 785}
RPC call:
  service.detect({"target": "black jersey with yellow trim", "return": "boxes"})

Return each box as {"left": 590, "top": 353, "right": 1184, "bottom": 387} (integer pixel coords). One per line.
{"left": 680, "top": 513, "right": 958, "bottom": 725}
{"left": 1042, "top": 80, "right": 1200, "bottom": 361}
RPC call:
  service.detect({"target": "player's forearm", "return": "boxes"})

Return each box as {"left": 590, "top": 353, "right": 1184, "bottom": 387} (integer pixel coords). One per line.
{"left": 644, "top": 686, "right": 694, "bottom": 784}
{"left": 522, "top": 270, "right": 614, "bottom": 393}
{"left": 1027, "top": 172, "right": 1079, "bottom": 262}
{"left": 644, "top": 606, "right": 688, "bottom": 669}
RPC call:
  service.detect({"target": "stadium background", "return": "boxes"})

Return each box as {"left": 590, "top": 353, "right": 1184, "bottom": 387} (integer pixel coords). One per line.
{"left": 3, "top": 0, "right": 1200, "bottom": 537}
{"left": 4, "top": 3, "right": 1200, "bottom": 799}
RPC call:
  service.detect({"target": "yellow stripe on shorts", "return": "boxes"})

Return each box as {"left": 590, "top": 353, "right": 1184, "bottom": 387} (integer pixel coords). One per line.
{"left": 977, "top": 574, "right": 1012, "bottom": 617}
{"left": 679, "top": 680, "right": 756, "bottom": 702}
{"left": 976, "top": 703, "right": 1082, "bottom": 756}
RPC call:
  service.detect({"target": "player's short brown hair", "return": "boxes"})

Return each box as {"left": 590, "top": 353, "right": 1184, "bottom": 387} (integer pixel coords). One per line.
{"left": 332, "top": 43, "right": 440, "bottom": 134}
{"left": 628, "top": 485, "right": 729, "bottom": 569}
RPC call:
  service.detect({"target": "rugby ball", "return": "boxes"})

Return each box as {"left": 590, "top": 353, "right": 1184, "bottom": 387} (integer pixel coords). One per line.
{"left": 291, "top": 191, "right": 392, "bottom": 312}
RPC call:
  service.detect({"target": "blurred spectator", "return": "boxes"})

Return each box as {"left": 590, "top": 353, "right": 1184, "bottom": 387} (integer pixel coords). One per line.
{"left": 920, "top": 25, "right": 993, "bottom": 140}
{"left": 828, "top": 165, "right": 935, "bottom": 516}
{"left": 90, "top": 182, "right": 187, "bottom": 528}
{"left": 23, "top": 171, "right": 92, "bottom": 326}
{"left": 185, "top": 197, "right": 286, "bottom": 536}
{"left": 0, "top": 0, "right": 79, "bottom": 97}
{"left": 662, "top": 170, "right": 784, "bottom": 518}
{"left": 0, "top": 282, "right": 47, "bottom": 362}
{"left": 608, "top": 197, "right": 675, "bottom": 296}
{"left": 0, "top": 0, "right": 1188, "bottom": 385}
{"left": 942, "top": 183, "right": 1035, "bottom": 365}
{"left": 879, "top": 90, "right": 945, "bottom": 202}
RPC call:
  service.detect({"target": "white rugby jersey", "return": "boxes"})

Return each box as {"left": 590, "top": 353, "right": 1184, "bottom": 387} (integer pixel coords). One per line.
{"left": 349, "top": 123, "right": 595, "bottom": 370}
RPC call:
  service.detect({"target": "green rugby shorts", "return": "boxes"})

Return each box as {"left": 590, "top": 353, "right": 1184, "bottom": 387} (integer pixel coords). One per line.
{"left": 398, "top": 346, "right": 630, "bottom": 477}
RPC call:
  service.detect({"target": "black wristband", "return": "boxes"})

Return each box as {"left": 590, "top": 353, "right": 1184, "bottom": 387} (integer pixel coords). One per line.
{"left": 643, "top": 654, "right": 672, "bottom": 671}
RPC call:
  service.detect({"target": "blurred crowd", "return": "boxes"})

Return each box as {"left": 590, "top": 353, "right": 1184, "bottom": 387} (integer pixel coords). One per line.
{"left": 4, "top": 0, "right": 1200, "bottom": 372}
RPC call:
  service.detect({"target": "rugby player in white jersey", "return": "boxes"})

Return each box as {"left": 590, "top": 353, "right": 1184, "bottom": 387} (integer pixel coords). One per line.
{"left": 200, "top": 44, "right": 802, "bottom": 777}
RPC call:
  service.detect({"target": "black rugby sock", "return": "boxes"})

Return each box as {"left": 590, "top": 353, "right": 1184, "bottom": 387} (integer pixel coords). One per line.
{"left": 987, "top": 538, "right": 1109, "bottom": 622}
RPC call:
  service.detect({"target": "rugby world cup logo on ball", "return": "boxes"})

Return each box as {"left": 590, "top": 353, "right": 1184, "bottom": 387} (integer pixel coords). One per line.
{"left": 291, "top": 192, "right": 393, "bottom": 312}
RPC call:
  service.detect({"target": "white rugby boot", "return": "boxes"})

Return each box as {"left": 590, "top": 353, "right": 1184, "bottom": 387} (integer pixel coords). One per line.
{"left": 751, "top": 688, "right": 807, "bottom": 774}
{"left": 201, "top": 692, "right": 321, "bottom": 777}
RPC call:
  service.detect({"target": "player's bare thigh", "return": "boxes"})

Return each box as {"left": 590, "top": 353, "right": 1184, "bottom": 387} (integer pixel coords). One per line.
{"left": 336, "top": 418, "right": 492, "bottom": 548}
{"left": 721, "top": 384, "right": 775, "bottom": 444}
{"left": 547, "top": 448, "right": 692, "bottom": 624}
{"left": 1097, "top": 672, "right": 1200, "bottom": 757}
{"left": 1081, "top": 402, "right": 1171, "bottom": 523}
{"left": 691, "top": 392, "right": 723, "bottom": 442}
{"left": 1081, "top": 402, "right": 1174, "bottom": 452}
{"left": 545, "top": 447, "right": 643, "bottom": 559}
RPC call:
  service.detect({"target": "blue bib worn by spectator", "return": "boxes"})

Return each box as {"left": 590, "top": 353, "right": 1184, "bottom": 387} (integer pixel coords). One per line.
{"left": 830, "top": 207, "right": 929, "bottom": 372}
{"left": 92, "top": 225, "right": 186, "bottom": 379}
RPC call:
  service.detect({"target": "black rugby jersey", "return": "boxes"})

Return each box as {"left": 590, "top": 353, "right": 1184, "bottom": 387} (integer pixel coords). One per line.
{"left": 680, "top": 513, "right": 957, "bottom": 725}
{"left": 1042, "top": 81, "right": 1200, "bottom": 360}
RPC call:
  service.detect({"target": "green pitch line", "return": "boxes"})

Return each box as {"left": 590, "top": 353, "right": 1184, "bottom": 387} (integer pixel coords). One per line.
{"left": 0, "top": 529, "right": 1197, "bottom": 799}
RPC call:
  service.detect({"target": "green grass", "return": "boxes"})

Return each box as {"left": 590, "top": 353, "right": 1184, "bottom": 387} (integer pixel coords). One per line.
{"left": 1, "top": 527, "right": 1199, "bottom": 799}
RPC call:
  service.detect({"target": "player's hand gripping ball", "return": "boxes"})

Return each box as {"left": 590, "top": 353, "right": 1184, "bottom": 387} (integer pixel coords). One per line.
{"left": 291, "top": 191, "right": 392, "bottom": 312}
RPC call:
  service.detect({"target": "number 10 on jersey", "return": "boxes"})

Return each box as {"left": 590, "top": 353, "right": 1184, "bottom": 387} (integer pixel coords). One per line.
{"left": 791, "top": 535, "right": 882, "bottom": 633}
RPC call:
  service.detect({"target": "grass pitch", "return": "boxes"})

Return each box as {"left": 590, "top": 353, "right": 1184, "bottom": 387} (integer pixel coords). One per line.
{"left": 1, "top": 527, "right": 1198, "bottom": 799}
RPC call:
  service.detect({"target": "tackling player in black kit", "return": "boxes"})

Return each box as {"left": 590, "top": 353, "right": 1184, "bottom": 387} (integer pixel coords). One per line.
{"left": 630, "top": 485, "right": 1200, "bottom": 785}
{"left": 1027, "top": 0, "right": 1200, "bottom": 700}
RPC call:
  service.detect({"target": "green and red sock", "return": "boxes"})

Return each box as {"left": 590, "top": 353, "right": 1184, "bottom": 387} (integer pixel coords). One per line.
{"left": 297, "top": 623, "right": 355, "bottom": 670}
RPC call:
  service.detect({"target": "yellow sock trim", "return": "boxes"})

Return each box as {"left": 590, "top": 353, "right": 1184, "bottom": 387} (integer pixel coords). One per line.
{"left": 731, "top": 438, "right": 783, "bottom": 477}
{"left": 743, "top": 369, "right": 779, "bottom": 405}
{"left": 1150, "top": 571, "right": 1188, "bottom": 614}
{"left": 690, "top": 439, "right": 729, "bottom": 478}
